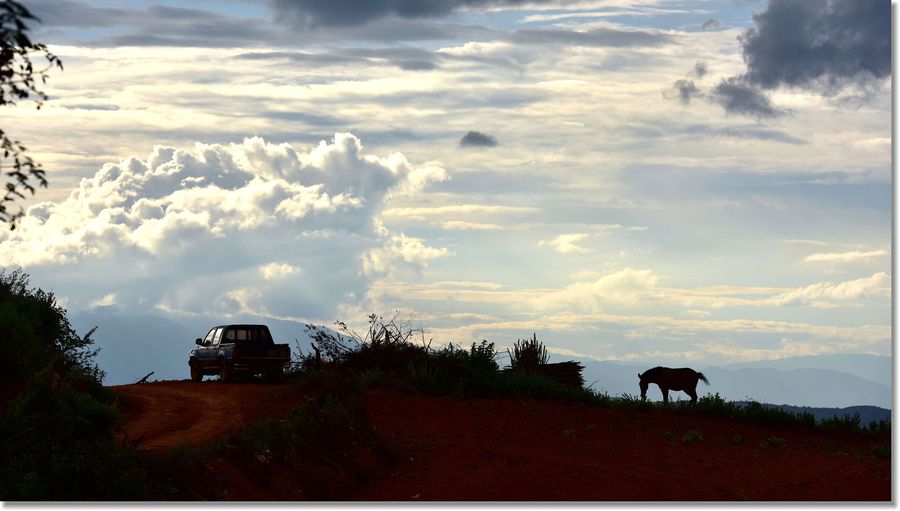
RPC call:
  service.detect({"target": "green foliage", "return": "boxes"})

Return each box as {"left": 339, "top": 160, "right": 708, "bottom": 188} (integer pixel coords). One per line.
{"left": 201, "top": 384, "right": 390, "bottom": 500}
{"left": 740, "top": 401, "right": 815, "bottom": 429}
{"left": 759, "top": 436, "right": 787, "bottom": 449}
{"left": 868, "top": 444, "right": 890, "bottom": 459}
{"left": 617, "top": 393, "right": 653, "bottom": 409}
{"left": 0, "top": 372, "right": 154, "bottom": 499}
{"left": 0, "top": 269, "right": 105, "bottom": 387}
{"left": 681, "top": 429, "right": 704, "bottom": 443}
{"left": 819, "top": 413, "right": 861, "bottom": 431}
{"left": 0, "top": 1, "right": 63, "bottom": 228}
{"left": 867, "top": 420, "right": 890, "bottom": 434}
{"left": 0, "top": 270, "right": 154, "bottom": 500}
{"left": 507, "top": 332, "right": 548, "bottom": 373}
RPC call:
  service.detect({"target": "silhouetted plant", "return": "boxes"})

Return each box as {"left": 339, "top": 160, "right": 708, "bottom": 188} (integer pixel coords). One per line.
{"left": 0, "top": 1, "right": 63, "bottom": 228}
{"left": 0, "top": 270, "right": 157, "bottom": 499}
{"left": 681, "top": 429, "right": 704, "bottom": 443}
{"left": 819, "top": 413, "right": 861, "bottom": 431}
{"left": 507, "top": 333, "right": 548, "bottom": 373}
{"left": 759, "top": 436, "right": 786, "bottom": 449}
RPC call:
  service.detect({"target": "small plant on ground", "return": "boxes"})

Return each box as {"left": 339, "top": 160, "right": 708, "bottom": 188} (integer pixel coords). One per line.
{"left": 681, "top": 429, "right": 704, "bottom": 443}
{"left": 563, "top": 428, "right": 575, "bottom": 438}
{"left": 869, "top": 444, "right": 890, "bottom": 459}
{"left": 759, "top": 436, "right": 786, "bottom": 449}
{"left": 662, "top": 431, "right": 675, "bottom": 442}
{"left": 507, "top": 333, "right": 548, "bottom": 373}
{"left": 728, "top": 434, "right": 744, "bottom": 445}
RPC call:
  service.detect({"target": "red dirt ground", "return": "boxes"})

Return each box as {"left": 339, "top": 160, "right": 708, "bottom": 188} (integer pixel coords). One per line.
{"left": 112, "top": 381, "right": 891, "bottom": 501}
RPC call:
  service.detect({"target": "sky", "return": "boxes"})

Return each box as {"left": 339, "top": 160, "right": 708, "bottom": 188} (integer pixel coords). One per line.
{"left": 0, "top": 0, "right": 892, "bottom": 366}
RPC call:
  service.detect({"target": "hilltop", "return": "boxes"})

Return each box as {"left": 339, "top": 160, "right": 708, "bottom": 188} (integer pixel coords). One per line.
{"left": 111, "top": 379, "right": 890, "bottom": 501}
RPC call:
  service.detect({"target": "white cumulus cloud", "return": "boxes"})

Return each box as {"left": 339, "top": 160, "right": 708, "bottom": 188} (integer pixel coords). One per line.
{"left": 539, "top": 233, "right": 591, "bottom": 254}
{"left": 0, "top": 133, "right": 448, "bottom": 320}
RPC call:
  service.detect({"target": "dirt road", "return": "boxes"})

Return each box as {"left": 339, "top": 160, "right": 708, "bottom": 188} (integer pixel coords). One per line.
{"left": 112, "top": 380, "right": 301, "bottom": 451}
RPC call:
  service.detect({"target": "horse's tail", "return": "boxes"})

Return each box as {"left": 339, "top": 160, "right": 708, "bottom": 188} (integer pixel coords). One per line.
{"left": 696, "top": 371, "right": 710, "bottom": 385}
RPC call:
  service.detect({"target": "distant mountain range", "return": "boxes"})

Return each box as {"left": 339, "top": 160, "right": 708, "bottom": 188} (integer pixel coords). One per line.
{"left": 72, "top": 310, "right": 892, "bottom": 410}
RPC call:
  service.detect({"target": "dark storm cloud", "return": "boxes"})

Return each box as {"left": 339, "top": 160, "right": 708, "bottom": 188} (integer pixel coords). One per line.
{"left": 27, "top": 0, "right": 135, "bottom": 27}
{"left": 509, "top": 27, "right": 673, "bottom": 48}
{"left": 664, "top": 79, "right": 702, "bottom": 106}
{"left": 270, "top": 0, "right": 546, "bottom": 28}
{"left": 689, "top": 61, "right": 708, "bottom": 80}
{"left": 709, "top": 77, "right": 785, "bottom": 118}
{"left": 29, "top": 0, "right": 279, "bottom": 48}
{"left": 459, "top": 131, "right": 498, "bottom": 148}
{"left": 700, "top": 18, "right": 720, "bottom": 31}
{"left": 681, "top": 0, "right": 890, "bottom": 119}
{"left": 739, "top": 0, "right": 890, "bottom": 94}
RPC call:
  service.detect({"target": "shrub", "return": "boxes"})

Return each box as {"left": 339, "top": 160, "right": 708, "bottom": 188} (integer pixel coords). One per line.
{"left": 819, "top": 413, "right": 861, "bottom": 432}
{"left": 759, "top": 436, "right": 786, "bottom": 449}
{"left": 741, "top": 401, "right": 815, "bottom": 429}
{"left": 0, "top": 270, "right": 157, "bottom": 500}
{"left": 0, "top": 371, "right": 154, "bottom": 499}
{"left": 507, "top": 333, "right": 548, "bottom": 373}
{"left": 681, "top": 429, "right": 704, "bottom": 443}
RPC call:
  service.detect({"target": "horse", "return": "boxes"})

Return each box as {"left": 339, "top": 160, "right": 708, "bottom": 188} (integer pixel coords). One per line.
{"left": 638, "top": 366, "right": 709, "bottom": 405}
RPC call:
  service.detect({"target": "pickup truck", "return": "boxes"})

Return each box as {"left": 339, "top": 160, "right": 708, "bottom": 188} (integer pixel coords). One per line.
{"left": 189, "top": 324, "right": 290, "bottom": 382}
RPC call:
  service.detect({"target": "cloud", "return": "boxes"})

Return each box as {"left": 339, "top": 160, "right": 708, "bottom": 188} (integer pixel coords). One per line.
{"left": 664, "top": 79, "right": 702, "bottom": 106}
{"left": 270, "top": 0, "right": 538, "bottom": 27}
{"left": 440, "top": 221, "right": 502, "bottom": 230}
{"left": 804, "top": 249, "right": 887, "bottom": 264}
{"left": 507, "top": 27, "right": 674, "bottom": 48}
{"left": 538, "top": 233, "right": 591, "bottom": 254}
{"left": 459, "top": 131, "right": 498, "bottom": 148}
{"left": 689, "top": 61, "right": 708, "bottom": 80}
{"left": 362, "top": 233, "right": 450, "bottom": 276}
{"left": 738, "top": 0, "right": 890, "bottom": 95}
{"left": 709, "top": 77, "right": 785, "bottom": 118}
{"left": 0, "top": 133, "right": 448, "bottom": 320}
{"left": 536, "top": 268, "right": 662, "bottom": 311}
{"left": 700, "top": 18, "right": 720, "bottom": 31}
{"left": 383, "top": 204, "right": 534, "bottom": 220}
{"left": 767, "top": 272, "right": 890, "bottom": 307}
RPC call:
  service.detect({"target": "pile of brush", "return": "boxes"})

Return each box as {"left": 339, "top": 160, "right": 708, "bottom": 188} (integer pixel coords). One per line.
{"left": 507, "top": 333, "right": 584, "bottom": 389}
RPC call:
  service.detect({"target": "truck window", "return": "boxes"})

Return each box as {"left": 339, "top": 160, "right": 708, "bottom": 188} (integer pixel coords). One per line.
{"left": 204, "top": 328, "right": 216, "bottom": 344}
{"left": 212, "top": 327, "right": 224, "bottom": 345}
{"left": 224, "top": 328, "right": 250, "bottom": 341}
{"left": 254, "top": 328, "right": 272, "bottom": 342}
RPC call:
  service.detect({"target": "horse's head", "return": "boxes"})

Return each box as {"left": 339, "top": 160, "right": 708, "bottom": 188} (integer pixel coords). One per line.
{"left": 638, "top": 372, "right": 648, "bottom": 400}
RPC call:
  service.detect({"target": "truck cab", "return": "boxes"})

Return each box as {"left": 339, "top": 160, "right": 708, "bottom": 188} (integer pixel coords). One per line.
{"left": 189, "top": 324, "right": 290, "bottom": 382}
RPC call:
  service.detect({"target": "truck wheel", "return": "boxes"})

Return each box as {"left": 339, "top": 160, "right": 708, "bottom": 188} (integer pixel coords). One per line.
{"left": 190, "top": 364, "right": 202, "bottom": 382}
{"left": 219, "top": 360, "right": 234, "bottom": 383}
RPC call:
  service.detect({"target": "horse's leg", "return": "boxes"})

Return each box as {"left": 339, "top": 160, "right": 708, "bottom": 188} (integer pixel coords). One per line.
{"left": 686, "top": 387, "right": 698, "bottom": 405}
{"left": 661, "top": 387, "right": 669, "bottom": 405}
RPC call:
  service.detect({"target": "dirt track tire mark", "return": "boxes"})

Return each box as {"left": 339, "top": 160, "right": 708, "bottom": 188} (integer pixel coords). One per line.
{"left": 112, "top": 380, "right": 298, "bottom": 451}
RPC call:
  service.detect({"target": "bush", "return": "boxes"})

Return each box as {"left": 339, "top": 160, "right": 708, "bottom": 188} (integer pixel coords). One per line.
{"left": 0, "top": 269, "right": 157, "bottom": 500}
{"left": 681, "top": 429, "right": 704, "bottom": 443}
{"left": 740, "top": 401, "right": 815, "bottom": 429}
{"left": 759, "top": 436, "right": 787, "bottom": 449}
{"left": 507, "top": 333, "right": 548, "bottom": 373}
{"left": 819, "top": 413, "right": 861, "bottom": 431}
{"left": 0, "top": 371, "right": 154, "bottom": 499}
